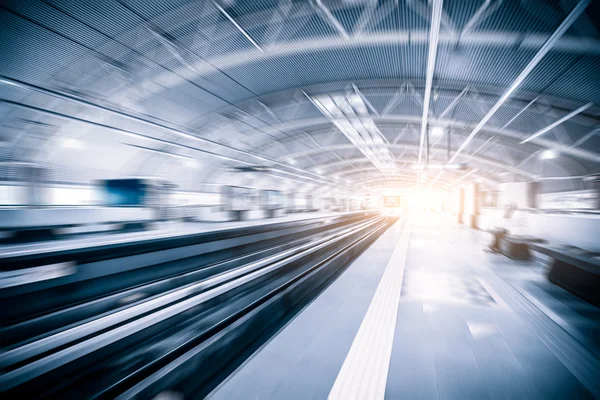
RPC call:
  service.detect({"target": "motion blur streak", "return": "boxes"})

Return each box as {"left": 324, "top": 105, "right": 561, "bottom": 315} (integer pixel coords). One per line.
{"left": 1, "top": 0, "right": 599, "bottom": 399}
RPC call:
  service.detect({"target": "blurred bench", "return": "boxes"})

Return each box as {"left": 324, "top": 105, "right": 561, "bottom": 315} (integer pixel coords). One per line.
{"left": 530, "top": 242, "right": 600, "bottom": 308}
{"left": 487, "top": 228, "right": 544, "bottom": 261}
{"left": 500, "top": 234, "right": 545, "bottom": 260}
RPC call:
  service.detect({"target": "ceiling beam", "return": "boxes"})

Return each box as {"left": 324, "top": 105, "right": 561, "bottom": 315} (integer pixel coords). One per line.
{"left": 213, "top": 1, "right": 263, "bottom": 52}
{"left": 315, "top": 162, "right": 499, "bottom": 188}
{"left": 254, "top": 83, "right": 595, "bottom": 128}
{"left": 382, "top": 87, "right": 406, "bottom": 116}
{"left": 0, "top": 88, "right": 356, "bottom": 191}
{"left": 437, "top": 86, "right": 469, "bottom": 120}
{"left": 470, "top": 136, "right": 496, "bottom": 157}
{"left": 571, "top": 126, "right": 600, "bottom": 148}
{"left": 352, "top": 176, "right": 456, "bottom": 191}
{"left": 263, "top": 0, "right": 294, "bottom": 46}
{"left": 148, "top": 32, "right": 600, "bottom": 86}
{"left": 246, "top": 115, "right": 599, "bottom": 163}
{"left": 303, "top": 90, "right": 396, "bottom": 173}
{"left": 449, "top": 0, "right": 591, "bottom": 163}
{"left": 407, "top": 0, "right": 456, "bottom": 39}
{"left": 353, "top": 0, "right": 379, "bottom": 36}
{"left": 351, "top": 83, "right": 380, "bottom": 117}
{"left": 311, "top": 0, "right": 350, "bottom": 40}
{"left": 454, "top": 168, "right": 479, "bottom": 184}
{"left": 280, "top": 144, "right": 536, "bottom": 179}
{"left": 520, "top": 102, "right": 593, "bottom": 144}
{"left": 428, "top": 0, "right": 592, "bottom": 187}
{"left": 461, "top": 0, "right": 503, "bottom": 36}
{"left": 418, "top": 0, "right": 444, "bottom": 164}
{"left": 500, "top": 96, "right": 539, "bottom": 130}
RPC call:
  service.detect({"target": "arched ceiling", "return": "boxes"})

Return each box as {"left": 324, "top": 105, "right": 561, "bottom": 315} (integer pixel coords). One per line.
{"left": 1, "top": 0, "right": 599, "bottom": 195}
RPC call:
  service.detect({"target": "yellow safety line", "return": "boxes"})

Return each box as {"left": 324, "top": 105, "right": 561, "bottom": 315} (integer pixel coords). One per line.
{"left": 329, "top": 219, "right": 411, "bottom": 400}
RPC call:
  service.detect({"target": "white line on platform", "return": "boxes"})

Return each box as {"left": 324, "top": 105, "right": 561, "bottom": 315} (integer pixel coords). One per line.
{"left": 328, "top": 219, "right": 411, "bottom": 400}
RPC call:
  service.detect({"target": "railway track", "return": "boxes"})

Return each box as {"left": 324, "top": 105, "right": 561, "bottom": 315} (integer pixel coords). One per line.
{"left": 1, "top": 213, "right": 396, "bottom": 398}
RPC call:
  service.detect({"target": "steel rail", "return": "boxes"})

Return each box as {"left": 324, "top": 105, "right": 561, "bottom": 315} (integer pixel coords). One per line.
{"left": 0, "top": 217, "right": 383, "bottom": 390}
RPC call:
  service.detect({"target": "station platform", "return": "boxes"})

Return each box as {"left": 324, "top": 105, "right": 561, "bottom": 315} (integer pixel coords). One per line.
{"left": 210, "top": 213, "right": 600, "bottom": 399}
{"left": 0, "top": 211, "right": 350, "bottom": 259}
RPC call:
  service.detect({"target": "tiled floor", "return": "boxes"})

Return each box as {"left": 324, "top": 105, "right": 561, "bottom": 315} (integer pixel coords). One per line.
{"left": 484, "top": 249, "right": 600, "bottom": 358}
{"left": 211, "top": 213, "right": 600, "bottom": 399}
{"left": 401, "top": 269, "right": 497, "bottom": 307}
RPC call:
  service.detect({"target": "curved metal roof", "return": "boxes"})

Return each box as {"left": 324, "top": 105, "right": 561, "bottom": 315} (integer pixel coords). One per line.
{"left": 1, "top": 0, "right": 599, "bottom": 194}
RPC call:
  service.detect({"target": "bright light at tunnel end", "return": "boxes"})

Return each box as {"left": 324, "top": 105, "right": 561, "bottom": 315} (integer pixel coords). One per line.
{"left": 378, "top": 187, "right": 450, "bottom": 216}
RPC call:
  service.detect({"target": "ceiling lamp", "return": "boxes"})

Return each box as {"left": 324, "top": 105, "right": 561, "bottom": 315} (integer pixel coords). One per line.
{"left": 431, "top": 126, "right": 445, "bottom": 137}
{"left": 185, "top": 159, "right": 199, "bottom": 168}
{"left": 60, "top": 137, "right": 85, "bottom": 150}
{"left": 539, "top": 149, "right": 558, "bottom": 160}
{"left": 312, "top": 93, "right": 397, "bottom": 174}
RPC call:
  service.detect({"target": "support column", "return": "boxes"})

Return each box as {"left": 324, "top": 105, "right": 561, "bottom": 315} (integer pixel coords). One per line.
{"left": 527, "top": 181, "right": 539, "bottom": 209}
{"left": 457, "top": 188, "right": 465, "bottom": 224}
{"left": 464, "top": 183, "right": 480, "bottom": 229}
